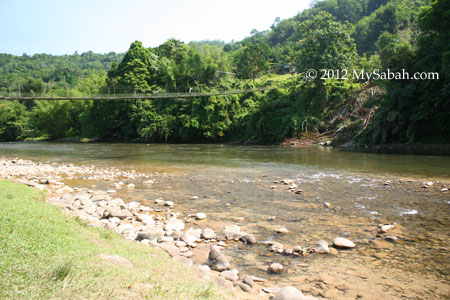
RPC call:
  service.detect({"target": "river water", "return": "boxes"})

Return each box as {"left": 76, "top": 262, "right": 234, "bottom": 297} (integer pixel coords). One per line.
{"left": 1, "top": 142, "right": 449, "bottom": 299}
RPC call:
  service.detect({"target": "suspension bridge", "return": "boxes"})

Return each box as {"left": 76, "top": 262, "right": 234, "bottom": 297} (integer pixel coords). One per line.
{"left": 0, "top": 86, "right": 279, "bottom": 101}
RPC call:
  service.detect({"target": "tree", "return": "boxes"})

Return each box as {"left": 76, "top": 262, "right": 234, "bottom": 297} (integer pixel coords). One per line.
{"left": 234, "top": 43, "right": 272, "bottom": 80}
{"left": 296, "top": 11, "right": 357, "bottom": 74}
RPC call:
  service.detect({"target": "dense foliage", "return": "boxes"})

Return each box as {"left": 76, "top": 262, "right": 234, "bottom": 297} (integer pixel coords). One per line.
{"left": 0, "top": 0, "right": 447, "bottom": 144}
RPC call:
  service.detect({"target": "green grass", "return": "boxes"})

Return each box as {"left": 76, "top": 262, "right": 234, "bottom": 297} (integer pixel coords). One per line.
{"left": 0, "top": 180, "right": 228, "bottom": 300}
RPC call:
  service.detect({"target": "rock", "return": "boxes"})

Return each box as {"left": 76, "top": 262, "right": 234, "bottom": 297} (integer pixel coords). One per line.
{"left": 233, "top": 282, "right": 252, "bottom": 293}
{"left": 385, "top": 235, "right": 398, "bottom": 242}
{"left": 157, "top": 242, "right": 180, "bottom": 257}
{"left": 222, "top": 225, "right": 246, "bottom": 240}
{"left": 293, "top": 246, "right": 303, "bottom": 253}
{"left": 195, "top": 212, "right": 207, "bottom": 220}
{"left": 323, "top": 202, "right": 332, "bottom": 209}
{"left": 175, "top": 241, "right": 187, "bottom": 248}
{"left": 220, "top": 269, "right": 239, "bottom": 281}
{"left": 164, "top": 201, "right": 174, "bottom": 207}
{"left": 143, "top": 179, "right": 154, "bottom": 184}
{"left": 268, "top": 216, "right": 277, "bottom": 220}
{"left": 126, "top": 183, "right": 135, "bottom": 189}
{"left": 379, "top": 224, "right": 395, "bottom": 233}
{"left": 181, "top": 228, "right": 202, "bottom": 245}
{"left": 243, "top": 275, "right": 255, "bottom": 287}
{"left": 207, "top": 246, "right": 230, "bottom": 271}
{"left": 426, "top": 181, "right": 433, "bottom": 186}
{"left": 273, "top": 286, "right": 305, "bottom": 300}
{"left": 137, "top": 227, "right": 165, "bottom": 241}
{"left": 105, "top": 207, "right": 133, "bottom": 219}
{"left": 180, "top": 251, "right": 193, "bottom": 258}
{"left": 56, "top": 186, "right": 74, "bottom": 194}
{"left": 201, "top": 228, "right": 217, "bottom": 240}
{"left": 249, "top": 275, "right": 267, "bottom": 282}
{"left": 109, "top": 198, "right": 125, "bottom": 207}
{"left": 165, "top": 218, "right": 185, "bottom": 232}
{"left": 332, "top": 237, "right": 356, "bottom": 249}
{"left": 158, "top": 236, "right": 174, "bottom": 243}
{"left": 241, "top": 234, "right": 257, "bottom": 244}
{"left": 109, "top": 217, "right": 121, "bottom": 225}
{"left": 442, "top": 188, "right": 448, "bottom": 192}
{"left": 276, "top": 228, "right": 289, "bottom": 234}
{"left": 313, "top": 240, "right": 330, "bottom": 254}
{"left": 73, "top": 191, "right": 91, "bottom": 201}
{"left": 268, "top": 263, "right": 284, "bottom": 273}
{"left": 191, "top": 196, "right": 199, "bottom": 200}
{"left": 154, "top": 198, "right": 164, "bottom": 204}
{"left": 136, "top": 214, "right": 155, "bottom": 226}
{"left": 98, "top": 254, "right": 133, "bottom": 268}
{"left": 173, "top": 256, "right": 193, "bottom": 267}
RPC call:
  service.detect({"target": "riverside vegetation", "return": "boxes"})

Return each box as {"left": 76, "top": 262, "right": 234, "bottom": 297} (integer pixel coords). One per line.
{"left": 1, "top": 0, "right": 449, "bottom": 145}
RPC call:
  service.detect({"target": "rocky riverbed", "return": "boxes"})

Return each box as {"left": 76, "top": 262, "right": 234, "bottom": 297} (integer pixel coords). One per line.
{"left": 1, "top": 156, "right": 449, "bottom": 300}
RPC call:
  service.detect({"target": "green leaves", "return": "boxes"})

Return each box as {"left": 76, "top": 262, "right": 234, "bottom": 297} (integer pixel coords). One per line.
{"left": 296, "top": 11, "right": 357, "bottom": 74}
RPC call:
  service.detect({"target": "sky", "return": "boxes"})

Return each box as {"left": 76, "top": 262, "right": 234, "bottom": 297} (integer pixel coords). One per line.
{"left": 0, "top": 0, "right": 313, "bottom": 55}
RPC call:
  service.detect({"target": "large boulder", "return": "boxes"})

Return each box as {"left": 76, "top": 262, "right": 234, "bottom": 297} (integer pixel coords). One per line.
{"left": 207, "top": 247, "right": 230, "bottom": 271}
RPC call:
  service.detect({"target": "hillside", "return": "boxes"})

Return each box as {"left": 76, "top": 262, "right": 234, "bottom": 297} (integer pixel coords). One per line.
{"left": 0, "top": 0, "right": 448, "bottom": 145}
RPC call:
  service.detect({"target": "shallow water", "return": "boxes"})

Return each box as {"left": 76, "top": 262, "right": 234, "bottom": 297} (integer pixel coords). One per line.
{"left": 1, "top": 142, "right": 449, "bottom": 299}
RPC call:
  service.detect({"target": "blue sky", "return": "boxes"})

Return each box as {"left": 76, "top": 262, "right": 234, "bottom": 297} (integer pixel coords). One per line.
{"left": 0, "top": 0, "right": 312, "bottom": 55}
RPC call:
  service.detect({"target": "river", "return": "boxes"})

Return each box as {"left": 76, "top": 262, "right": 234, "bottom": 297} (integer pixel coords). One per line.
{"left": 1, "top": 142, "right": 449, "bottom": 299}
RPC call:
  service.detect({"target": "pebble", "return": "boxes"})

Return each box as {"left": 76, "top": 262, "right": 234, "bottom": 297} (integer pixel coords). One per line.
{"left": 313, "top": 240, "right": 330, "bottom": 254}
{"left": 268, "top": 263, "right": 284, "bottom": 273}
{"left": 164, "top": 201, "right": 174, "bottom": 207}
{"left": 126, "top": 183, "right": 135, "bottom": 189}
{"left": 195, "top": 212, "right": 207, "bottom": 220}
{"left": 191, "top": 196, "right": 199, "bottom": 200}
{"left": 201, "top": 228, "right": 217, "bottom": 240}
{"left": 154, "top": 198, "right": 164, "bottom": 204}
{"left": 332, "top": 237, "right": 356, "bottom": 249}
{"left": 379, "top": 224, "right": 395, "bottom": 233}
{"left": 220, "top": 269, "right": 239, "bottom": 281}
{"left": 276, "top": 228, "right": 289, "bottom": 234}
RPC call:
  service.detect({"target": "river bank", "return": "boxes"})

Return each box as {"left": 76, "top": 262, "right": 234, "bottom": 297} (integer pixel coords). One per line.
{"left": 1, "top": 153, "right": 449, "bottom": 300}
{"left": 0, "top": 179, "right": 230, "bottom": 300}
{"left": 0, "top": 156, "right": 322, "bottom": 300}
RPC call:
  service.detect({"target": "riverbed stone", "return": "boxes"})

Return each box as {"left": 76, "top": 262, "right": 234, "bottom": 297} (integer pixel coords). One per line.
{"left": 268, "top": 263, "right": 284, "bottom": 273}
{"left": 157, "top": 242, "right": 180, "bottom": 257}
{"left": 106, "top": 207, "right": 133, "bottom": 219}
{"left": 332, "top": 237, "right": 356, "bottom": 249}
{"left": 379, "top": 224, "right": 395, "bottom": 233}
{"left": 243, "top": 275, "right": 255, "bottom": 287}
{"left": 165, "top": 218, "right": 185, "bottom": 232}
{"left": 241, "top": 234, "right": 257, "bottom": 244}
{"left": 195, "top": 212, "right": 207, "bottom": 220}
{"left": 222, "top": 225, "right": 245, "bottom": 240}
{"left": 201, "top": 228, "right": 217, "bottom": 239}
{"left": 207, "top": 246, "right": 230, "bottom": 271}
{"left": 276, "top": 228, "right": 290, "bottom": 234}
{"left": 137, "top": 214, "right": 155, "bottom": 226}
{"left": 234, "top": 282, "right": 252, "bottom": 293}
{"left": 273, "top": 286, "right": 305, "bottom": 300}
{"left": 137, "top": 226, "right": 165, "bottom": 241}
{"left": 220, "top": 269, "right": 239, "bottom": 281}
{"left": 313, "top": 240, "right": 330, "bottom": 254}
{"left": 181, "top": 228, "right": 202, "bottom": 245}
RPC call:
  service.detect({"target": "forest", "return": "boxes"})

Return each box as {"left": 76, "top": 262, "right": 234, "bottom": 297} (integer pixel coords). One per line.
{"left": 0, "top": 0, "right": 448, "bottom": 144}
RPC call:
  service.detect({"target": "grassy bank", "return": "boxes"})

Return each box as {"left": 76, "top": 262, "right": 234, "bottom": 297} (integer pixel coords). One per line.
{"left": 0, "top": 180, "right": 227, "bottom": 300}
